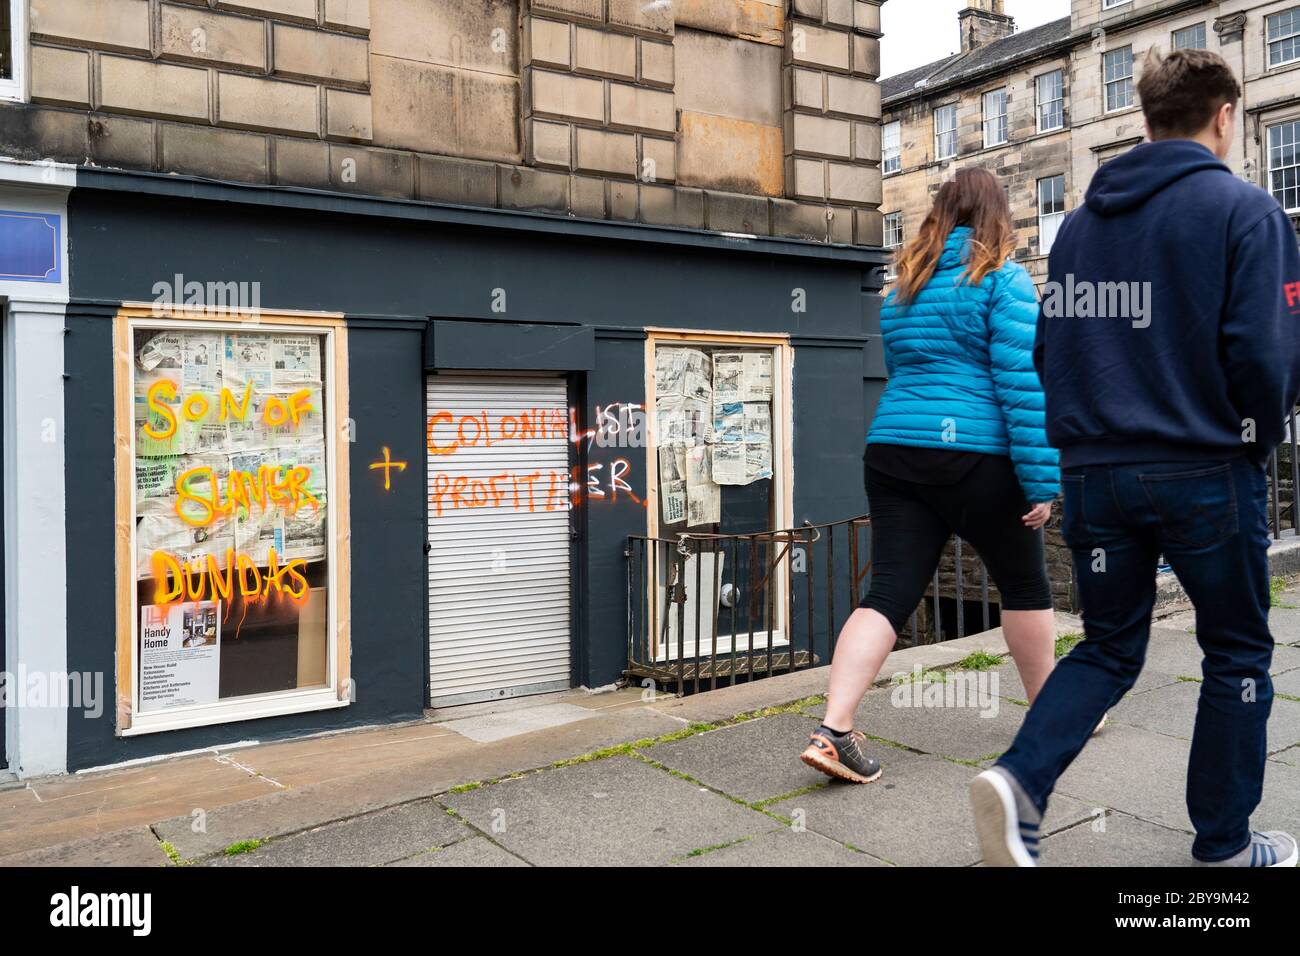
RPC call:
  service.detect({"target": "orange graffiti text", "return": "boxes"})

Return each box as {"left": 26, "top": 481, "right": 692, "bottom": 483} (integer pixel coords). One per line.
{"left": 151, "top": 546, "right": 309, "bottom": 608}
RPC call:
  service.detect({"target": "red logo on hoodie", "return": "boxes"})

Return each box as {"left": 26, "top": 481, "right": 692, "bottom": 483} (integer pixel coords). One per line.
{"left": 1288, "top": 281, "right": 1300, "bottom": 314}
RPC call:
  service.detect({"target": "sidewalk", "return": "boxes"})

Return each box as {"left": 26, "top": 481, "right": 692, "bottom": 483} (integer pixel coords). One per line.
{"left": 3, "top": 597, "right": 1300, "bottom": 867}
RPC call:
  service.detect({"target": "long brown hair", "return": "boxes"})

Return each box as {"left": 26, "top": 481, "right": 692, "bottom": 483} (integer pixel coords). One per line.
{"left": 893, "top": 167, "right": 1016, "bottom": 305}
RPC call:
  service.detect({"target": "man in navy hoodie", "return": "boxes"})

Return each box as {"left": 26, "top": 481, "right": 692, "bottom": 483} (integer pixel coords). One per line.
{"left": 971, "top": 49, "right": 1300, "bottom": 867}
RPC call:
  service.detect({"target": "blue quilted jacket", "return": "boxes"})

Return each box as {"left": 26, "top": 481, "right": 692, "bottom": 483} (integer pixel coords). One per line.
{"left": 869, "top": 226, "right": 1060, "bottom": 503}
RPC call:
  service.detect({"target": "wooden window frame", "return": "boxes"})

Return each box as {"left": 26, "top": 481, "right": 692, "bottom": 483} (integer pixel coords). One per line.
{"left": 112, "top": 304, "right": 352, "bottom": 736}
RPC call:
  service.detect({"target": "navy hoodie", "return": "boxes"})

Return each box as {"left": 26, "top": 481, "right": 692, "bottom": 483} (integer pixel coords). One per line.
{"left": 1034, "top": 140, "right": 1300, "bottom": 469}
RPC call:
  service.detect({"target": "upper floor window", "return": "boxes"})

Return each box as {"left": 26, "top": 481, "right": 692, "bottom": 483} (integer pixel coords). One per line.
{"left": 1269, "top": 120, "right": 1300, "bottom": 213}
{"left": 884, "top": 212, "right": 903, "bottom": 279}
{"left": 1102, "top": 0, "right": 1131, "bottom": 9}
{"left": 935, "top": 104, "right": 958, "bottom": 161}
{"left": 0, "top": 0, "right": 25, "bottom": 102}
{"left": 1104, "top": 46, "right": 1134, "bottom": 113}
{"left": 882, "top": 121, "right": 901, "bottom": 175}
{"left": 983, "top": 89, "right": 1008, "bottom": 148}
{"left": 1268, "top": 8, "right": 1300, "bottom": 68}
{"left": 1037, "top": 70, "right": 1065, "bottom": 132}
{"left": 1172, "top": 22, "right": 1207, "bottom": 50}
{"left": 1038, "top": 175, "right": 1066, "bottom": 256}
{"left": 884, "top": 212, "right": 904, "bottom": 249}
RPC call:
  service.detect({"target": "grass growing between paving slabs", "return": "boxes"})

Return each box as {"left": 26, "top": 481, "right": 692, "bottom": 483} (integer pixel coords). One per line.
{"left": 958, "top": 650, "right": 1003, "bottom": 671}
{"left": 437, "top": 697, "right": 830, "bottom": 796}
{"left": 676, "top": 836, "right": 753, "bottom": 862}
{"left": 158, "top": 840, "right": 192, "bottom": 866}
{"left": 223, "top": 839, "right": 263, "bottom": 857}
{"left": 1056, "top": 633, "right": 1083, "bottom": 658}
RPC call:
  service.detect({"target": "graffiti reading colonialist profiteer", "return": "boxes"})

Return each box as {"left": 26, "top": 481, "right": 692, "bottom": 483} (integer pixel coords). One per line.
{"left": 426, "top": 403, "right": 646, "bottom": 515}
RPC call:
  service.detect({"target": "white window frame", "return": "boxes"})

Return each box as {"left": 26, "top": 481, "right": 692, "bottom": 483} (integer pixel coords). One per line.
{"left": 983, "top": 88, "right": 1008, "bottom": 148}
{"left": 1038, "top": 174, "right": 1066, "bottom": 256}
{"left": 1102, "top": 0, "right": 1131, "bottom": 9}
{"left": 1269, "top": 120, "right": 1300, "bottom": 213}
{"left": 1267, "top": 8, "right": 1300, "bottom": 69}
{"left": 1103, "top": 46, "right": 1134, "bottom": 113}
{"left": 0, "top": 0, "right": 27, "bottom": 103}
{"left": 1036, "top": 69, "right": 1065, "bottom": 133}
{"left": 934, "top": 104, "right": 958, "bottom": 161}
{"left": 883, "top": 212, "right": 904, "bottom": 250}
{"left": 882, "top": 120, "right": 902, "bottom": 175}
{"left": 883, "top": 212, "right": 903, "bottom": 279}
{"left": 1172, "top": 22, "right": 1207, "bottom": 50}
{"left": 119, "top": 310, "right": 350, "bottom": 737}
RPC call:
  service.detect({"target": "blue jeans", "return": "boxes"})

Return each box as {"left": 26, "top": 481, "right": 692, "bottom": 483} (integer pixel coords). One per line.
{"left": 998, "top": 457, "right": 1275, "bottom": 862}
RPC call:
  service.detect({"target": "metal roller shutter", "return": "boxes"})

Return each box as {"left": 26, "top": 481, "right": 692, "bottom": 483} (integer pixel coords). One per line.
{"left": 426, "top": 374, "right": 573, "bottom": 707}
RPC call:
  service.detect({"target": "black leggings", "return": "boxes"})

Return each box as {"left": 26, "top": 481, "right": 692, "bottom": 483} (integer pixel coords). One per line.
{"left": 859, "top": 456, "right": 1053, "bottom": 634}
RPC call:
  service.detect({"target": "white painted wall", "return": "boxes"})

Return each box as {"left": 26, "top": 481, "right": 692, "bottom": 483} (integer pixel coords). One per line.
{"left": 0, "top": 157, "right": 73, "bottom": 777}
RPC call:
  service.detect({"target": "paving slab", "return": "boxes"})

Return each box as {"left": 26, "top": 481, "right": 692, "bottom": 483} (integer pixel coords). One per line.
{"left": 1268, "top": 608, "right": 1300, "bottom": 647}
{"left": 993, "top": 658, "right": 1183, "bottom": 703}
{"left": 0, "top": 755, "right": 281, "bottom": 858}
{"left": 0, "top": 825, "right": 169, "bottom": 867}
{"left": 208, "top": 799, "right": 468, "bottom": 867}
{"left": 1107, "top": 680, "right": 1300, "bottom": 754}
{"left": 638, "top": 712, "right": 830, "bottom": 803}
{"left": 646, "top": 667, "right": 830, "bottom": 725}
{"left": 154, "top": 705, "right": 684, "bottom": 860}
{"left": 387, "top": 836, "right": 530, "bottom": 867}
{"left": 768, "top": 752, "right": 1093, "bottom": 867}
{"left": 1268, "top": 603, "right": 1300, "bottom": 645}
{"left": 1155, "top": 615, "right": 1300, "bottom": 671}
{"left": 673, "top": 825, "right": 887, "bottom": 867}
{"left": 1268, "top": 644, "right": 1300, "bottom": 673}
{"left": 807, "top": 675, "right": 1024, "bottom": 762}
{"left": 441, "top": 756, "right": 772, "bottom": 867}
{"left": 1037, "top": 812, "right": 1195, "bottom": 867}
{"left": 1269, "top": 745, "right": 1299, "bottom": 767}
{"left": 235, "top": 723, "right": 463, "bottom": 788}
{"left": 1056, "top": 723, "right": 1300, "bottom": 836}
{"left": 1141, "top": 627, "right": 1227, "bottom": 677}
{"left": 433, "top": 702, "right": 599, "bottom": 743}
{"left": 1276, "top": 668, "right": 1300, "bottom": 699}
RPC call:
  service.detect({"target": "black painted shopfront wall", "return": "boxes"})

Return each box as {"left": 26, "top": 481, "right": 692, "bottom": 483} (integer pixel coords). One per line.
{"left": 63, "top": 171, "right": 886, "bottom": 770}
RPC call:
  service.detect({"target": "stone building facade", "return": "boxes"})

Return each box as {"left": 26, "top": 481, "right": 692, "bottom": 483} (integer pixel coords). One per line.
{"left": 4, "top": 0, "right": 888, "bottom": 242}
{"left": 881, "top": 0, "right": 1300, "bottom": 288}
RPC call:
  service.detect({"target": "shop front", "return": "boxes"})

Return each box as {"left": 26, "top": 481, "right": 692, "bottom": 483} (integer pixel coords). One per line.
{"left": 34, "top": 168, "right": 886, "bottom": 774}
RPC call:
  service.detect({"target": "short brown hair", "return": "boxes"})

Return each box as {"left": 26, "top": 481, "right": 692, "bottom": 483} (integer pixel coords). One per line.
{"left": 1138, "top": 48, "right": 1242, "bottom": 139}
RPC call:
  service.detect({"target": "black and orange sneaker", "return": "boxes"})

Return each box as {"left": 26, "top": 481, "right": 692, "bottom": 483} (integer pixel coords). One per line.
{"left": 800, "top": 726, "right": 883, "bottom": 784}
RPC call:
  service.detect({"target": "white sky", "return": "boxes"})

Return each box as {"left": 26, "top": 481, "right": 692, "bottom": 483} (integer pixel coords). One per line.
{"left": 881, "top": 0, "right": 1073, "bottom": 78}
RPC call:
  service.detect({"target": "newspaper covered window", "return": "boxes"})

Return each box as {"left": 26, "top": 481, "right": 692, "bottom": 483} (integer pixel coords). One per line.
{"left": 132, "top": 326, "right": 333, "bottom": 718}
{"left": 653, "top": 344, "right": 776, "bottom": 533}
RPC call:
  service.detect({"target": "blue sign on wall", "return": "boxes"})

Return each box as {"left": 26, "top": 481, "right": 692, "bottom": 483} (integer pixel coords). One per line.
{"left": 0, "top": 209, "right": 63, "bottom": 284}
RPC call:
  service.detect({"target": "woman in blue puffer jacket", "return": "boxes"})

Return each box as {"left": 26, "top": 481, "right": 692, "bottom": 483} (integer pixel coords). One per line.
{"left": 801, "top": 167, "right": 1062, "bottom": 785}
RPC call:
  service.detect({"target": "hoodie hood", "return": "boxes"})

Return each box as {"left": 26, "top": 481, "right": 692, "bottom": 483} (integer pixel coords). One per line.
{"left": 1085, "top": 140, "right": 1228, "bottom": 216}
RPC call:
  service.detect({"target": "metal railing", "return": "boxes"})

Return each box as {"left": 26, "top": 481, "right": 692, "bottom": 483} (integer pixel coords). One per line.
{"left": 1267, "top": 409, "right": 1300, "bottom": 540}
{"left": 624, "top": 515, "right": 999, "bottom": 695}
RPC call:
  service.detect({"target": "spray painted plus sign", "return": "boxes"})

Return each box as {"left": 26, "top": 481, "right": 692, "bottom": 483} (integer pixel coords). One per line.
{"left": 369, "top": 446, "right": 408, "bottom": 491}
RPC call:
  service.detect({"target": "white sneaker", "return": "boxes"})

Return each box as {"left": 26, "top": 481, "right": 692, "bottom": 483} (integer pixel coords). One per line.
{"left": 970, "top": 767, "right": 1041, "bottom": 867}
